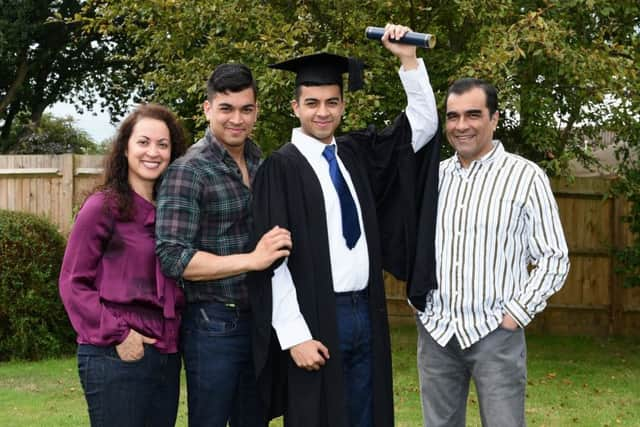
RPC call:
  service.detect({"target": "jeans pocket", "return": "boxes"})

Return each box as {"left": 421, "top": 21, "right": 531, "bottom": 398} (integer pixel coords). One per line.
{"left": 105, "top": 345, "right": 147, "bottom": 364}
{"left": 497, "top": 324, "right": 520, "bottom": 333}
{"left": 195, "top": 307, "right": 238, "bottom": 336}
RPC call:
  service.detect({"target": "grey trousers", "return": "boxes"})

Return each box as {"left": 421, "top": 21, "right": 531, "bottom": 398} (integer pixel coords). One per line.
{"left": 416, "top": 321, "right": 527, "bottom": 427}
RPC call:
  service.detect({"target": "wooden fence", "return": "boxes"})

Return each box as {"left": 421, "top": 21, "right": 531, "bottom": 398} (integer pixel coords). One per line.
{"left": 0, "top": 154, "right": 104, "bottom": 235}
{"left": 1, "top": 155, "right": 639, "bottom": 336}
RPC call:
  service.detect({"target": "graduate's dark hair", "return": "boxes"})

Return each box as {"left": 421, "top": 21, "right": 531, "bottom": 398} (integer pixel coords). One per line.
{"left": 446, "top": 78, "right": 498, "bottom": 116}
{"left": 295, "top": 81, "right": 344, "bottom": 102}
{"left": 207, "top": 63, "right": 258, "bottom": 101}
{"left": 95, "top": 103, "right": 186, "bottom": 221}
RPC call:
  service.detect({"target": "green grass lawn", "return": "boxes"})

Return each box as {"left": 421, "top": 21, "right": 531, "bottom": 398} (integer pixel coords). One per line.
{"left": 1, "top": 324, "right": 638, "bottom": 426}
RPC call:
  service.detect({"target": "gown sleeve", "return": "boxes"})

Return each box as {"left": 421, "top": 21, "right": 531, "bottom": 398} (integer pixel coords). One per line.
{"left": 248, "top": 151, "right": 295, "bottom": 421}
{"left": 340, "top": 113, "right": 442, "bottom": 310}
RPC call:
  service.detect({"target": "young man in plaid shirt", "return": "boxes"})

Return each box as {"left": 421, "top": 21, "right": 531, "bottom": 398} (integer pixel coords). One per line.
{"left": 156, "top": 63, "right": 291, "bottom": 427}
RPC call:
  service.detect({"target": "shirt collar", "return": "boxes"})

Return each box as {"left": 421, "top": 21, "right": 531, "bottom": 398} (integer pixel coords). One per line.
{"left": 454, "top": 140, "right": 504, "bottom": 170}
{"left": 291, "top": 127, "right": 337, "bottom": 160}
{"left": 204, "top": 127, "right": 262, "bottom": 163}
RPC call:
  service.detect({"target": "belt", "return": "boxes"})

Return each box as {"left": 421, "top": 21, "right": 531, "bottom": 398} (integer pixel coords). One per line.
{"left": 334, "top": 288, "right": 368, "bottom": 303}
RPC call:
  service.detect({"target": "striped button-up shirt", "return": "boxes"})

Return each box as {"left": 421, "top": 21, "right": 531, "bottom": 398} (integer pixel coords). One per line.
{"left": 155, "top": 128, "right": 262, "bottom": 307}
{"left": 418, "top": 141, "right": 569, "bottom": 349}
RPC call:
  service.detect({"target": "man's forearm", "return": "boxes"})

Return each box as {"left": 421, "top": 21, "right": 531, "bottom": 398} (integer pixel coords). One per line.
{"left": 182, "top": 250, "right": 256, "bottom": 281}
{"left": 182, "top": 225, "right": 292, "bottom": 281}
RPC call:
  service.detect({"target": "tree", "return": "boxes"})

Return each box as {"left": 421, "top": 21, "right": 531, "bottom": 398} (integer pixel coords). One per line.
{"left": 4, "top": 112, "right": 99, "bottom": 154}
{"left": 0, "top": 0, "right": 138, "bottom": 151}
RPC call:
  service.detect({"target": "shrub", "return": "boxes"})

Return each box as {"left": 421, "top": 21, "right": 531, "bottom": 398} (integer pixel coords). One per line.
{"left": 0, "top": 210, "right": 75, "bottom": 360}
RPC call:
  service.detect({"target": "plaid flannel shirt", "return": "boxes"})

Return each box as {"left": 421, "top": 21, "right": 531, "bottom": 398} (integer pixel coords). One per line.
{"left": 156, "top": 128, "right": 262, "bottom": 307}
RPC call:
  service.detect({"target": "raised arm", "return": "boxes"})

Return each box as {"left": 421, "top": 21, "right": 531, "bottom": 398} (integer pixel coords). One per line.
{"left": 381, "top": 23, "right": 438, "bottom": 151}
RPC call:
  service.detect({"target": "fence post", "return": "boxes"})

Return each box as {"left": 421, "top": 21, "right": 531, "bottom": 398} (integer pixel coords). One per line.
{"left": 60, "top": 154, "right": 74, "bottom": 235}
{"left": 609, "top": 190, "right": 626, "bottom": 335}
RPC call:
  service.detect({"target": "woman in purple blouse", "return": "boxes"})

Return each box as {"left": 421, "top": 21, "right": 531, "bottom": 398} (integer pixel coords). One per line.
{"left": 59, "top": 103, "right": 186, "bottom": 427}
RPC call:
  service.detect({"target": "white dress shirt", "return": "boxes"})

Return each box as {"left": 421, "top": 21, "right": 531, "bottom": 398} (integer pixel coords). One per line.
{"left": 273, "top": 58, "right": 438, "bottom": 349}
{"left": 418, "top": 141, "right": 570, "bottom": 349}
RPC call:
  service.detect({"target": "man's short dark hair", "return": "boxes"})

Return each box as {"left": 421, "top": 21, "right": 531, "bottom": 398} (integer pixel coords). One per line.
{"left": 207, "top": 63, "right": 257, "bottom": 101}
{"left": 446, "top": 78, "right": 498, "bottom": 116}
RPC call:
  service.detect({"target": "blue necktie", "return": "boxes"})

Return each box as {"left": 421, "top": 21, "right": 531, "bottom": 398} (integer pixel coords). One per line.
{"left": 322, "top": 145, "right": 361, "bottom": 249}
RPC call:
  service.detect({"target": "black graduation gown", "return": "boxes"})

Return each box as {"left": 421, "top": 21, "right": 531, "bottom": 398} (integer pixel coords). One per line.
{"left": 249, "top": 113, "right": 440, "bottom": 426}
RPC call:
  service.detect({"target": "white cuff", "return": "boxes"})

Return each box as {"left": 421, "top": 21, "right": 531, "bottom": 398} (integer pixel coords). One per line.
{"left": 273, "top": 313, "right": 312, "bottom": 350}
{"left": 271, "top": 260, "right": 313, "bottom": 350}
{"left": 399, "top": 58, "right": 430, "bottom": 95}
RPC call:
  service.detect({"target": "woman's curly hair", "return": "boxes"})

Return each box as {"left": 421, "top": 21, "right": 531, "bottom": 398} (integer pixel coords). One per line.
{"left": 96, "top": 103, "right": 187, "bottom": 221}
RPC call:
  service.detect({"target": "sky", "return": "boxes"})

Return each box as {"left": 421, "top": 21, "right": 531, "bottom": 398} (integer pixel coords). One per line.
{"left": 47, "top": 101, "right": 117, "bottom": 143}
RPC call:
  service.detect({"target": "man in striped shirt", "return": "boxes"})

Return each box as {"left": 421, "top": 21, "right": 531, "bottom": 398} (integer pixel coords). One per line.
{"left": 416, "top": 78, "right": 570, "bottom": 427}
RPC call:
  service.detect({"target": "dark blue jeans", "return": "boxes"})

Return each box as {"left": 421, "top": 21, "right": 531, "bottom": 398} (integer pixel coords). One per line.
{"left": 181, "top": 302, "right": 263, "bottom": 427}
{"left": 335, "top": 290, "right": 373, "bottom": 427}
{"left": 77, "top": 344, "right": 180, "bottom": 427}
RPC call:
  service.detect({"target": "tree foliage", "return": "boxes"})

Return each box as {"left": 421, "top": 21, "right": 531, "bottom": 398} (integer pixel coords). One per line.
{"left": 83, "top": 0, "right": 638, "bottom": 163}
{"left": 4, "top": 112, "right": 99, "bottom": 154}
{"left": 0, "top": 0, "right": 138, "bottom": 151}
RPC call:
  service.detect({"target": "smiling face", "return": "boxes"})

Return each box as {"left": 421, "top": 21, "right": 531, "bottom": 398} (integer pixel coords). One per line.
{"left": 125, "top": 117, "right": 171, "bottom": 190}
{"left": 204, "top": 87, "right": 258, "bottom": 151}
{"left": 292, "top": 84, "right": 345, "bottom": 144}
{"left": 445, "top": 87, "right": 499, "bottom": 168}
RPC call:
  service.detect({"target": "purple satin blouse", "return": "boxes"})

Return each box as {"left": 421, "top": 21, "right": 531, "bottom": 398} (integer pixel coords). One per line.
{"left": 59, "top": 191, "right": 184, "bottom": 353}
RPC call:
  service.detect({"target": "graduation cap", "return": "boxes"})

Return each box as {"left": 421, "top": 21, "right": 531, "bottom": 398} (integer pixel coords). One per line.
{"left": 269, "top": 52, "right": 366, "bottom": 91}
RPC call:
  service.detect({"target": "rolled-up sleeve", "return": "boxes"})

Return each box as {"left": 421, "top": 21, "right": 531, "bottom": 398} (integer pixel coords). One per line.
{"left": 155, "top": 163, "right": 203, "bottom": 280}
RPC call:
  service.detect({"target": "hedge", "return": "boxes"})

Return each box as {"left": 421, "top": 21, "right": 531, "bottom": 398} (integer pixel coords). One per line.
{"left": 0, "top": 210, "right": 75, "bottom": 360}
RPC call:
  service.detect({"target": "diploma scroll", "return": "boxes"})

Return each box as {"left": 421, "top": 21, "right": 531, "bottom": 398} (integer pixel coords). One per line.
{"left": 365, "top": 26, "right": 436, "bottom": 49}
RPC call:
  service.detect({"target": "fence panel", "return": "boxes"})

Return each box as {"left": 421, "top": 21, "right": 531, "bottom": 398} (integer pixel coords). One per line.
{"left": 0, "top": 154, "right": 103, "bottom": 234}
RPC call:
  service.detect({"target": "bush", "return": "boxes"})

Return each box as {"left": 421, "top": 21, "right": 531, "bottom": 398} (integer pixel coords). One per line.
{"left": 0, "top": 210, "right": 75, "bottom": 360}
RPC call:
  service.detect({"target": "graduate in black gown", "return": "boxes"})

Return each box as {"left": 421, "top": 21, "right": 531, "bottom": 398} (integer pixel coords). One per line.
{"left": 249, "top": 23, "right": 441, "bottom": 427}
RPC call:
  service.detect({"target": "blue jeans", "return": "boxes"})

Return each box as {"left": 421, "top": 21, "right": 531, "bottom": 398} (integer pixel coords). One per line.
{"left": 335, "top": 290, "right": 373, "bottom": 427}
{"left": 77, "top": 344, "right": 180, "bottom": 427}
{"left": 181, "top": 302, "right": 263, "bottom": 427}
